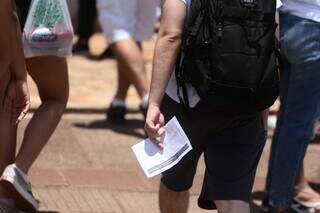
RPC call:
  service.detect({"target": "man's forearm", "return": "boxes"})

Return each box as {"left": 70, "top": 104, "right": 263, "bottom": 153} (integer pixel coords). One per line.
{"left": 149, "top": 35, "right": 182, "bottom": 107}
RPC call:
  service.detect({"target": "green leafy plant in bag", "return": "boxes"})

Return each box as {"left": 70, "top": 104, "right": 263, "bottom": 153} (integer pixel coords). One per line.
{"left": 31, "top": 0, "right": 64, "bottom": 42}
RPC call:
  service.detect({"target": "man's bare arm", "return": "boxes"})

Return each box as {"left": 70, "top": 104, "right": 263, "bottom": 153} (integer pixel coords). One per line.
{"left": 145, "top": 0, "right": 187, "bottom": 147}
{"left": 148, "top": 0, "right": 187, "bottom": 107}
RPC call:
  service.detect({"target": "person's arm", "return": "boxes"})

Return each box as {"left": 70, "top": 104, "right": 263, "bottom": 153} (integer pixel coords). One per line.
{"left": 10, "top": 0, "right": 28, "bottom": 81}
{"left": 0, "top": 0, "right": 30, "bottom": 124}
{"left": 145, "top": 0, "right": 187, "bottom": 148}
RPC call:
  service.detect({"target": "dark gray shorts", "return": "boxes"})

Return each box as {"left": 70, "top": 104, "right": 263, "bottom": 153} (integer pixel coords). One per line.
{"left": 160, "top": 95, "right": 267, "bottom": 210}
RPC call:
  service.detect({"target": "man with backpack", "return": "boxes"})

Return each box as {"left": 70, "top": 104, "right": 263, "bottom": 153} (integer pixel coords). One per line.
{"left": 145, "top": 0, "right": 278, "bottom": 212}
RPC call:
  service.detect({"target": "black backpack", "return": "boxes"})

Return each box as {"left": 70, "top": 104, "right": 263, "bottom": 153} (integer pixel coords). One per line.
{"left": 176, "top": 0, "right": 280, "bottom": 113}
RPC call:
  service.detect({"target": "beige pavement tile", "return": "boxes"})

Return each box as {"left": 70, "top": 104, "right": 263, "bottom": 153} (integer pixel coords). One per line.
{"left": 30, "top": 169, "right": 67, "bottom": 187}
{"left": 35, "top": 187, "right": 121, "bottom": 213}
{"left": 63, "top": 170, "right": 149, "bottom": 191}
{"left": 112, "top": 191, "right": 216, "bottom": 213}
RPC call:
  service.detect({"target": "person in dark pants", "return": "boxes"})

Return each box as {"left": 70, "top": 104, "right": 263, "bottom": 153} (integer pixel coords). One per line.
{"left": 73, "top": 0, "right": 114, "bottom": 58}
{"left": 73, "top": 0, "right": 96, "bottom": 53}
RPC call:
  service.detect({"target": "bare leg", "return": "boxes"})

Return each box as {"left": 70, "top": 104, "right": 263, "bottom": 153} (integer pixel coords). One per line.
{"left": 15, "top": 56, "right": 69, "bottom": 173}
{"left": 294, "top": 165, "right": 320, "bottom": 206}
{"left": 159, "top": 183, "right": 189, "bottom": 213}
{"left": 215, "top": 200, "right": 250, "bottom": 213}
{"left": 0, "top": 71, "right": 17, "bottom": 198}
{"left": 111, "top": 39, "right": 149, "bottom": 99}
{"left": 114, "top": 60, "right": 131, "bottom": 101}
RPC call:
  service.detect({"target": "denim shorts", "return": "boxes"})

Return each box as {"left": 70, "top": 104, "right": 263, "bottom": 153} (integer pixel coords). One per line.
{"left": 160, "top": 95, "right": 267, "bottom": 210}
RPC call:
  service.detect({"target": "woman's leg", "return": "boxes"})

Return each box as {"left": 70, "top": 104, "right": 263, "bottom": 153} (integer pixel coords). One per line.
{"left": 15, "top": 56, "right": 69, "bottom": 173}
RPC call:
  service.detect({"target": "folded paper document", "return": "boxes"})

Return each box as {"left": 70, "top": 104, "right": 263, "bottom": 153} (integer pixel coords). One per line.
{"left": 132, "top": 117, "right": 193, "bottom": 178}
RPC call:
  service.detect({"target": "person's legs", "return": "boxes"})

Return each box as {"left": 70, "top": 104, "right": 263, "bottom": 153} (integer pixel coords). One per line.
{"left": 111, "top": 39, "right": 149, "bottom": 99}
{"left": 14, "top": 56, "right": 69, "bottom": 173}
{"left": 159, "top": 183, "right": 189, "bottom": 213}
{"left": 158, "top": 96, "right": 203, "bottom": 213}
{"left": 115, "top": 60, "right": 131, "bottom": 100}
{"left": 265, "top": 14, "right": 320, "bottom": 210}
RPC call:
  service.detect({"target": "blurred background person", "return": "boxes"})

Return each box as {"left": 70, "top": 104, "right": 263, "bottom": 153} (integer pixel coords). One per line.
{"left": 263, "top": 0, "right": 320, "bottom": 212}
{"left": 72, "top": 0, "right": 114, "bottom": 59}
{"left": 97, "top": 0, "right": 158, "bottom": 123}
{"left": 72, "top": 0, "right": 97, "bottom": 54}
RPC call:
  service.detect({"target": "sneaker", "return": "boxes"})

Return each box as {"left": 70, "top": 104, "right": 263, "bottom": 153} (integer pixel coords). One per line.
{"left": 0, "top": 165, "right": 39, "bottom": 212}
{"left": 107, "top": 99, "right": 127, "bottom": 124}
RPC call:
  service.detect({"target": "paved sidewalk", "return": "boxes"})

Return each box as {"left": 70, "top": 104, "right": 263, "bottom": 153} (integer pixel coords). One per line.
{"left": 21, "top": 34, "right": 319, "bottom": 213}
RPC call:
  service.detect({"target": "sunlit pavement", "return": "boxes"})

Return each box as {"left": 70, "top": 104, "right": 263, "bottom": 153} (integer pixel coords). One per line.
{"left": 21, "top": 34, "right": 319, "bottom": 213}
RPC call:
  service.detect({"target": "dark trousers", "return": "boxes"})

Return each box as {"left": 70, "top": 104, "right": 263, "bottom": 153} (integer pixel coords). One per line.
{"left": 78, "top": 0, "right": 97, "bottom": 40}
{"left": 15, "top": 0, "right": 32, "bottom": 30}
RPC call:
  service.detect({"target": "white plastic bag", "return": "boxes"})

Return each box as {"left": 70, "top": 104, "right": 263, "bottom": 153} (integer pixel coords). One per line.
{"left": 23, "top": 0, "right": 74, "bottom": 58}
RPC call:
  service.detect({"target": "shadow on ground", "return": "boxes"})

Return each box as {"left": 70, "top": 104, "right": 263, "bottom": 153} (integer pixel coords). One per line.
{"left": 74, "top": 118, "right": 146, "bottom": 139}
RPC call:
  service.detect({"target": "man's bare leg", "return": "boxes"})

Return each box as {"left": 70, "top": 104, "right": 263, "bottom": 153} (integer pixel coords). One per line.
{"left": 114, "top": 60, "right": 131, "bottom": 101}
{"left": 111, "top": 39, "right": 149, "bottom": 99}
{"left": 159, "top": 183, "right": 189, "bottom": 213}
{"left": 215, "top": 200, "right": 250, "bottom": 213}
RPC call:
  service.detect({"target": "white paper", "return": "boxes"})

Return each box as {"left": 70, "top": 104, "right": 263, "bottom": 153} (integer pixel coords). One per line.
{"left": 132, "top": 117, "right": 193, "bottom": 178}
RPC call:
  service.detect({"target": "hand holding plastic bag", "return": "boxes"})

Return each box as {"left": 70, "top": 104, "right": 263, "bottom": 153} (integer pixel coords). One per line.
{"left": 23, "top": 0, "right": 74, "bottom": 58}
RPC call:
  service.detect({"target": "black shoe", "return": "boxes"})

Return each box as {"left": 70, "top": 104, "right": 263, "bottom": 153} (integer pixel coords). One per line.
{"left": 107, "top": 104, "right": 127, "bottom": 124}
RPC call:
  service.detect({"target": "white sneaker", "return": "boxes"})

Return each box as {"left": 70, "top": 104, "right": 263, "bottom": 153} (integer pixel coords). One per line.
{"left": 0, "top": 164, "right": 39, "bottom": 212}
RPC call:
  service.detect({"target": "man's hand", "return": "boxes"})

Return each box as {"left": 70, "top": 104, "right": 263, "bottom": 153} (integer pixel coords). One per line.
{"left": 144, "top": 105, "right": 166, "bottom": 149}
{"left": 3, "top": 80, "right": 30, "bottom": 125}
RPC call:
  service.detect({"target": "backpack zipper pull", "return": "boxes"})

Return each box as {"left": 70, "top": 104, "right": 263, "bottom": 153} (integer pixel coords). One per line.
{"left": 217, "top": 22, "right": 223, "bottom": 38}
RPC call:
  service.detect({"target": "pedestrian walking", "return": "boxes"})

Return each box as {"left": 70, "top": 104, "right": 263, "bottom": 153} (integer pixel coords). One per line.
{"left": 97, "top": 0, "right": 158, "bottom": 123}
{"left": 72, "top": 0, "right": 97, "bottom": 54}
{"left": 263, "top": 0, "right": 320, "bottom": 212}
{"left": 0, "top": 0, "right": 71, "bottom": 212}
{"left": 145, "top": 0, "right": 279, "bottom": 212}
{"left": 0, "top": 0, "right": 30, "bottom": 212}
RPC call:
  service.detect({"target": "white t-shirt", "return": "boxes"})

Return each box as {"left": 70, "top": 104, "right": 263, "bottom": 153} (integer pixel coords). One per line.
{"left": 279, "top": 0, "right": 320, "bottom": 22}
{"left": 165, "top": 0, "right": 201, "bottom": 107}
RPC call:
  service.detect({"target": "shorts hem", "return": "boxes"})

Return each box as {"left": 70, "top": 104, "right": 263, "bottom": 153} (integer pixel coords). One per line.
{"left": 160, "top": 178, "right": 192, "bottom": 192}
